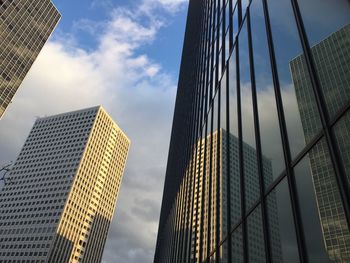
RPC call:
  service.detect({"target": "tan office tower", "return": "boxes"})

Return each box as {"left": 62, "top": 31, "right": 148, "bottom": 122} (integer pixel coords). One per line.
{"left": 0, "top": 106, "right": 130, "bottom": 263}
{"left": 157, "top": 129, "right": 282, "bottom": 263}
{"left": 0, "top": 0, "right": 60, "bottom": 118}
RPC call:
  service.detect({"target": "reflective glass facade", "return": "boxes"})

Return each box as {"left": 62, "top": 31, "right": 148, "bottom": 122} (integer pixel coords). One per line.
{"left": 0, "top": 0, "right": 60, "bottom": 118}
{"left": 154, "top": 0, "right": 350, "bottom": 262}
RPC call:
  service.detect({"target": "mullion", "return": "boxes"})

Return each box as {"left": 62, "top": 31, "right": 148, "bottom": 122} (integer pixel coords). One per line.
{"left": 234, "top": 4, "right": 249, "bottom": 263}
{"left": 199, "top": 0, "right": 213, "bottom": 261}
{"left": 222, "top": 0, "right": 226, "bottom": 73}
{"left": 170, "top": 181, "right": 182, "bottom": 263}
{"left": 229, "top": 0, "right": 234, "bottom": 52}
{"left": 186, "top": 1, "right": 211, "bottom": 262}
{"left": 214, "top": 0, "right": 222, "bottom": 262}
{"left": 246, "top": 7, "right": 272, "bottom": 263}
{"left": 181, "top": 166, "right": 191, "bottom": 262}
{"left": 198, "top": 1, "right": 214, "bottom": 262}
{"left": 205, "top": 0, "right": 218, "bottom": 261}
{"left": 186, "top": 143, "right": 196, "bottom": 263}
{"left": 185, "top": 1, "right": 209, "bottom": 261}
{"left": 260, "top": 0, "right": 308, "bottom": 262}
{"left": 175, "top": 176, "right": 186, "bottom": 262}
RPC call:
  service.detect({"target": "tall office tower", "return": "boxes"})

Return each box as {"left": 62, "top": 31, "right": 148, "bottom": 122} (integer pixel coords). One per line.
{"left": 290, "top": 23, "right": 350, "bottom": 262}
{"left": 155, "top": 130, "right": 282, "bottom": 263}
{"left": 0, "top": 106, "right": 130, "bottom": 263}
{"left": 155, "top": 1, "right": 350, "bottom": 263}
{"left": 0, "top": 0, "right": 60, "bottom": 118}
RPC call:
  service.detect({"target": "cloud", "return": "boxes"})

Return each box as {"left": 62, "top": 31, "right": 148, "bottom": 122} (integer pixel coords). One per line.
{"left": 139, "top": 0, "right": 188, "bottom": 15}
{"left": 0, "top": 1, "right": 183, "bottom": 263}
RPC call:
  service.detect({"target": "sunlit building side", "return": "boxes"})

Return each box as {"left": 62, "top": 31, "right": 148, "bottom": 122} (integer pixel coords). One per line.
{"left": 0, "top": 106, "right": 130, "bottom": 263}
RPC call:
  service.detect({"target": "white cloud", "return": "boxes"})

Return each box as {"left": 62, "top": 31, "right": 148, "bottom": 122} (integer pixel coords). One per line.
{"left": 139, "top": 0, "right": 188, "bottom": 15}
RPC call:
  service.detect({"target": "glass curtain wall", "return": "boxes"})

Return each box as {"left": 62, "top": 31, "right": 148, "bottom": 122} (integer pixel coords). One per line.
{"left": 154, "top": 0, "right": 350, "bottom": 262}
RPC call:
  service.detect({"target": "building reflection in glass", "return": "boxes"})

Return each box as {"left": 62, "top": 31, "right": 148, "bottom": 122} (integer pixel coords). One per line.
{"left": 171, "top": 129, "right": 283, "bottom": 263}
{"left": 290, "top": 23, "right": 350, "bottom": 262}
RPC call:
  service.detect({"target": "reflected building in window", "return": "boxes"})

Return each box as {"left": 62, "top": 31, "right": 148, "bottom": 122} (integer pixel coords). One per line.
{"left": 290, "top": 23, "right": 350, "bottom": 262}
{"left": 155, "top": 129, "right": 282, "bottom": 263}
{"left": 0, "top": 106, "right": 130, "bottom": 262}
{"left": 0, "top": 0, "right": 60, "bottom": 118}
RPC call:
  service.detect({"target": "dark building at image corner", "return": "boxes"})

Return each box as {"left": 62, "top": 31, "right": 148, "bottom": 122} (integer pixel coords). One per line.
{"left": 154, "top": 0, "right": 350, "bottom": 263}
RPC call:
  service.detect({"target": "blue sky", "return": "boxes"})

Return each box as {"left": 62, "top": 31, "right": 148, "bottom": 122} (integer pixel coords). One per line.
{"left": 53, "top": 0, "right": 187, "bottom": 76}
{"left": 0, "top": 0, "right": 188, "bottom": 262}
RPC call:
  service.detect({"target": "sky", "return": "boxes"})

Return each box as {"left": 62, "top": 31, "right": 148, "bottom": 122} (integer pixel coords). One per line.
{"left": 0, "top": 0, "right": 188, "bottom": 262}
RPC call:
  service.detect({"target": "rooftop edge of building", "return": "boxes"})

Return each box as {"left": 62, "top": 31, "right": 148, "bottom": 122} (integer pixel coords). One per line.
{"left": 35, "top": 105, "right": 131, "bottom": 143}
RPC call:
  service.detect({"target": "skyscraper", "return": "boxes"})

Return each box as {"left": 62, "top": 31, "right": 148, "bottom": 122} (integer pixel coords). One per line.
{"left": 0, "top": 106, "right": 130, "bottom": 263}
{"left": 191, "top": 129, "right": 282, "bottom": 262}
{"left": 155, "top": 1, "right": 350, "bottom": 263}
{"left": 290, "top": 23, "right": 350, "bottom": 262}
{"left": 0, "top": 0, "right": 60, "bottom": 118}
{"left": 155, "top": 130, "right": 282, "bottom": 263}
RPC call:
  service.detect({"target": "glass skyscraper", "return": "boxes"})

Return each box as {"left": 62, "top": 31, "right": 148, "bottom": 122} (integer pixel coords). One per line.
{"left": 155, "top": 0, "right": 350, "bottom": 263}
{"left": 0, "top": 106, "right": 130, "bottom": 262}
{"left": 0, "top": 0, "right": 60, "bottom": 118}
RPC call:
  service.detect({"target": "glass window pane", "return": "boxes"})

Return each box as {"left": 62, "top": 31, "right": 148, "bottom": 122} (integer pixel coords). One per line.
{"left": 268, "top": 0, "right": 322, "bottom": 157}
{"left": 298, "top": 0, "right": 350, "bottom": 117}
{"left": 212, "top": 92, "right": 221, "bottom": 255}
{"left": 296, "top": 1, "right": 350, "bottom": 119}
{"left": 221, "top": 71, "right": 230, "bottom": 245}
{"left": 231, "top": 225, "right": 244, "bottom": 263}
{"left": 294, "top": 139, "right": 350, "bottom": 262}
{"left": 250, "top": 0, "right": 285, "bottom": 188}
{"left": 297, "top": 0, "right": 350, "bottom": 45}
{"left": 228, "top": 46, "right": 242, "bottom": 228}
{"left": 267, "top": 178, "right": 300, "bottom": 263}
{"left": 222, "top": 236, "right": 229, "bottom": 263}
{"left": 229, "top": 47, "right": 238, "bottom": 138}
{"left": 241, "top": 0, "right": 250, "bottom": 15}
{"left": 334, "top": 109, "right": 350, "bottom": 187}
{"left": 239, "top": 19, "right": 260, "bottom": 211}
{"left": 247, "top": 205, "right": 266, "bottom": 263}
{"left": 204, "top": 109, "right": 214, "bottom": 261}
{"left": 232, "top": 3, "right": 239, "bottom": 39}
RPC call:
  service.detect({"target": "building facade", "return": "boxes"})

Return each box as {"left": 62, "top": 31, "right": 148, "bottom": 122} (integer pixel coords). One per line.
{"left": 0, "top": 106, "right": 130, "bottom": 263}
{"left": 155, "top": 0, "right": 350, "bottom": 263}
{"left": 0, "top": 0, "right": 60, "bottom": 118}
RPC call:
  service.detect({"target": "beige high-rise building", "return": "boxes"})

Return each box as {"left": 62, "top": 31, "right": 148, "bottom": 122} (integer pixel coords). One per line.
{"left": 156, "top": 129, "right": 282, "bottom": 263}
{"left": 0, "top": 106, "right": 130, "bottom": 263}
{"left": 0, "top": 0, "right": 60, "bottom": 118}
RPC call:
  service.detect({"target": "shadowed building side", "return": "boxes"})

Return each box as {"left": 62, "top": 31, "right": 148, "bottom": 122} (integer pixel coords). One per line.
{"left": 154, "top": 0, "right": 206, "bottom": 261}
